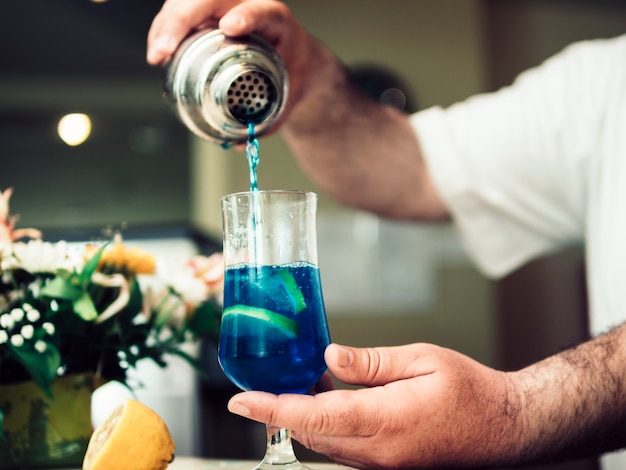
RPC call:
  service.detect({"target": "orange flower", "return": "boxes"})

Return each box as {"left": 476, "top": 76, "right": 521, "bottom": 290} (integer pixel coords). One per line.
{"left": 85, "top": 236, "right": 156, "bottom": 277}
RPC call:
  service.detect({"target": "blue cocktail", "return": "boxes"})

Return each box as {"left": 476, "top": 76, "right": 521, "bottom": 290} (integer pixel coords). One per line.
{"left": 219, "top": 262, "right": 330, "bottom": 394}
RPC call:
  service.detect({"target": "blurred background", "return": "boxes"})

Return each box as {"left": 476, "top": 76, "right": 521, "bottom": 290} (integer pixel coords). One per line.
{"left": 2, "top": 1, "right": 626, "bottom": 469}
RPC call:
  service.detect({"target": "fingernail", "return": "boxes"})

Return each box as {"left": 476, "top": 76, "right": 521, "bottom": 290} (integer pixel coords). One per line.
{"left": 220, "top": 13, "right": 246, "bottom": 31}
{"left": 335, "top": 345, "right": 354, "bottom": 368}
{"left": 228, "top": 400, "right": 251, "bottom": 417}
{"left": 154, "top": 33, "right": 175, "bottom": 53}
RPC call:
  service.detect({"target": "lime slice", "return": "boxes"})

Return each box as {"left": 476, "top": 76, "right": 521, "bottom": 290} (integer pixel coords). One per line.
{"left": 274, "top": 269, "right": 307, "bottom": 313}
{"left": 222, "top": 305, "right": 300, "bottom": 338}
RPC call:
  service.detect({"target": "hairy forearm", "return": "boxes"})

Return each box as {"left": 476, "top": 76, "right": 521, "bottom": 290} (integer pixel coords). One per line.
{"left": 281, "top": 42, "right": 447, "bottom": 221}
{"left": 510, "top": 322, "right": 626, "bottom": 464}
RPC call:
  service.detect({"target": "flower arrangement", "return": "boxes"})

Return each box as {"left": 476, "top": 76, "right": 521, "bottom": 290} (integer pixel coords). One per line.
{"left": 0, "top": 188, "right": 224, "bottom": 439}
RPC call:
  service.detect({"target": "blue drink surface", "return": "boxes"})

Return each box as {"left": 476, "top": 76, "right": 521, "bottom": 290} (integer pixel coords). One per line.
{"left": 218, "top": 262, "right": 331, "bottom": 394}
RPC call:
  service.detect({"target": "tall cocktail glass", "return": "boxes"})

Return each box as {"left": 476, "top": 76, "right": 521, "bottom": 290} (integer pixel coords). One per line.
{"left": 219, "top": 190, "right": 331, "bottom": 470}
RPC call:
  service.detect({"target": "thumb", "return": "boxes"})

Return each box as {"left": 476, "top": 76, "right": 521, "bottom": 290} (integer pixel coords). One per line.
{"left": 325, "top": 343, "right": 432, "bottom": 387}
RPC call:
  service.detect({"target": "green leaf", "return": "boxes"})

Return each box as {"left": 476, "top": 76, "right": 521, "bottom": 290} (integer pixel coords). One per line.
{"left": 9, "top": 342, "right": 61, "bottom": 398}
{"left": 187, "top": 300, "right": 221, "bottom": 339}
{"left": 124, "top": 278, "right": 144, "bottom": 319}
{"left": 151, "top": 289, "right": 183, "bottom": 332}
{"left": 72, "top": 291, "right": 99, "bottom": 321}
{"left": 79, "top": 243, "right": 108, "bottom": 285}
{"left": 40, "top": 274, "right": 82, "bottom": 301}
{"left": 153, "top": 304, "right": 177, "bottom": 331}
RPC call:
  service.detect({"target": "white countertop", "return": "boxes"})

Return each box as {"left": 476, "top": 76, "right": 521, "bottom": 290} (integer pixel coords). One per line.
{"left": 55, "top": 457, "right": 351, "bottom": 470}
{"left": 169, "top": 458, "right": 351, "bottom": 470}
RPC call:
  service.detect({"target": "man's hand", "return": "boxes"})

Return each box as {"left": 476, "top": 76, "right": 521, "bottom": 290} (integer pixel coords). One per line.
{"left": 147, "top": 0, "right": 323, "bottom": 122}
{"left": 148, "top": 0, "right": 278, "bottom": 66}
{"left": 227, "top": 343, "right": 524, "bottom": 469}
{"left": 228, "top": 327, "right": 626, "bottom": 469}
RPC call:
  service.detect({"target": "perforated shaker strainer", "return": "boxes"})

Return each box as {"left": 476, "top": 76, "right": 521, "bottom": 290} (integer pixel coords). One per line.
{"left": 164, "top": 29, "right": 288, "bottom": 145}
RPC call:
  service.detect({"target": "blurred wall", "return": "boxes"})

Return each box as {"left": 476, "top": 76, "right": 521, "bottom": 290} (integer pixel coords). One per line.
{"left": 0, "top": 1, "right": 185, "bottom": 237}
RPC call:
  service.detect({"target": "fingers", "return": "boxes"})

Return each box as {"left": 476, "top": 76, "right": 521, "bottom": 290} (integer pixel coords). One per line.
{"left": 218, "top": 1, "right": 294, "bottom": 44}
{"left": 324, "top": 343, "right": 437, "bottom": 387}
{"left": 226, "top": 343, "right": 439, "bottom": 436}
{"left": 226, "top": 345, "right": 437, "bottom": 429}
{"left": 147, "top": 0, "right": 239, "bottom": 65}
{"left": 147, "top": 0, "right": 294, "bottom": 66}
{"left": 228, "top": 387, "right": 387, "bottom": 437}
{"left": 227, "top": 385, "right": 416, "bottom": 467}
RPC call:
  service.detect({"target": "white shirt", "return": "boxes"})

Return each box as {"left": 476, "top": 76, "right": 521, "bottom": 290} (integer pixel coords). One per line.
{"left": 412, "top": 34, "right": 626, "bottom": 469}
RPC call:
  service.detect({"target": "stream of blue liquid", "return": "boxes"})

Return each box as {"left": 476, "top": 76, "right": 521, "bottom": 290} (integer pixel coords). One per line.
{"left": 246, "top": 122, "right": 261, "bottom": 262}
{"left": 246, "top": 122, "right": 260, "bottom": 192}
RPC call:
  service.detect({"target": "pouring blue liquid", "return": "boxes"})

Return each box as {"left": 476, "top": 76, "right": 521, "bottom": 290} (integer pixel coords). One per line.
{"left": 246, "top": 122, "right": 260, "bottom": 192}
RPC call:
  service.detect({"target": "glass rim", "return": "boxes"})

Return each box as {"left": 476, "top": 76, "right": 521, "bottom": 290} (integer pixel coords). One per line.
{"left": 220, "top": 189, "right": 317, "bottom": 203}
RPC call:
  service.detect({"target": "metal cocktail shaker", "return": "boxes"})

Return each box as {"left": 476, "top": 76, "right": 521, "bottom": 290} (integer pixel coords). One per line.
{"left": 164, "top": 29, "right": 288, "bottom": 146}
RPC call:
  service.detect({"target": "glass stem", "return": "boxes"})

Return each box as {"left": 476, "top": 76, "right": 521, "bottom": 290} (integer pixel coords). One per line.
{"left": 261, "top": 425, "right": 299, "bottom": 466}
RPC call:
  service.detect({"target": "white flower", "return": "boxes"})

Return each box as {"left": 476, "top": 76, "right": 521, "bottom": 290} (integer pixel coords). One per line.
{"left": 164, "top": 266, "right": 210, "bottom": 306}
{"left": 26, "top": 308, "right": 40, "bottom": 322}
{"left": 10, "top": 334, "right": 24, "bottom": 347}
{"left": 0, "top": 313, "right": 14, "bottom": 329}
{"left": 42, "top": 322, "right": 55, "bottom": 335}
{"left": 0, "top": 330, "right": 7, "bottom": 344}
{"left": 20, "top": 324, "right": 34, "bottom": 339}
{"left": 132, "top": 314, "right": 148, "bottom": 325}
{"left": 10, "top": 308, "right": 24, "bottom": 322}
{"left": 34, "top": 340, "right": 47, "bottom": 352}
{"left": 0, "top": 242, "right": 13, "bottom": 264}
{"left": 140, "top": 280, "right": 188, "bottom": 328}
{"left": 2, "top": 239, "right": 83, "bottom": 273}
{"left": 153, "top": 254, "right": 217, "bottom": 303}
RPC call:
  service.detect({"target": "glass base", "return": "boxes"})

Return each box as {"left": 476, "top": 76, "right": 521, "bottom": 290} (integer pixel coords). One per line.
{"left": 254, "top": 460, "right": 314, "bottom": 470}
{"left": 254, "top": 426, "right": 313, "bottom": 470}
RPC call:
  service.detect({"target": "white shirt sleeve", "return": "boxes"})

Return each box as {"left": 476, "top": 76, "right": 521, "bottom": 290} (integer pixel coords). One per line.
{"left": 411, "top": 36, "right": 625, "bottom": 278}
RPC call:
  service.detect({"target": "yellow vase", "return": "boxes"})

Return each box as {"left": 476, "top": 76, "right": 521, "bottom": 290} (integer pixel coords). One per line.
{"left": 0, "top": 373, "right": 95, "bottom": 469}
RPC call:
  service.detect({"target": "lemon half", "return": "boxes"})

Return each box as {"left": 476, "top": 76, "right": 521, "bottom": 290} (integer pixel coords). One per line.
{"left": 82, "top": 398, "right": 175, "bottom": 470}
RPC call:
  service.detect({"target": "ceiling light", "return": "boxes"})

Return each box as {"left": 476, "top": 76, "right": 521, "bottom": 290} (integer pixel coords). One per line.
{"left": 57, "top": 113, "right": 92, "bottom": 146}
